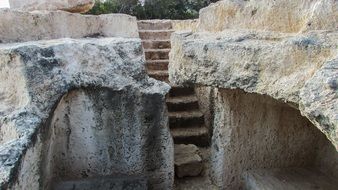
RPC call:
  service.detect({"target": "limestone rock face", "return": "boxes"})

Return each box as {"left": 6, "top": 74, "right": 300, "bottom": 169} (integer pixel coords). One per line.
{"left": 169, "top": 0, "right": 338, "bottom": 189}
{"left": 9, "top": 0, "right": 95, "bottom": 13}
{"left": 300, "top": 58, "right": 338, "bottom": 152}
{"left": 198, "top": 0, "right": 338, "bottom": 33}
{"left": 172, "top": 19, "right": 199, "bottom": 32}
{"left": 170, "top": 30, "right": 338, "bottom": 150}
{"left": 0, "top": 38, "right": 173, "bottom": 189}
{"left": 169, "top": 0, "right": 338, "bottom": 187}
{"left": 209, "top": 89, "right": 337, "bottom": 189}
{"left": 0, "top": 10, "right": 139, "bottom": 43}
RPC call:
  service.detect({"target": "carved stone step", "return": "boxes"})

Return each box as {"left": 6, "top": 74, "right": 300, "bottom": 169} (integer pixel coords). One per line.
{"left": 142, "top": 40, "right": 171, "bottom": 49}
{"left": 174, "top": 144, "right": 203, "bottom": 178}
{"left": 146, "top": 60, "right": 169, "bottom": 71}
{"left": 137, "top": 20, "right": 173, "bottom": 30}
{"left": 169, "top": 86, "right": 195, "bottom": 97}
{"left": 145, "top": 49, "right": 170, "bottom": 60}
{"left": 169, "top": 110, "right": 204, "bottom": 128}
{"left": 171, "top": 126, "right": 209, "bottom": 147}
{"left": 148, "top": 70, "right": 169, "bottom": 81}
{"left": 139, "top": 30, "right": 174, "bottom": 40}
{"left": 242, "top": 168, "right": 338, "bottom": 190}
{"left": 174, "top": 176, "right": 219, "bottom": 190}
{"left": 167, "top": 95, "right": 199, "bottom": 112}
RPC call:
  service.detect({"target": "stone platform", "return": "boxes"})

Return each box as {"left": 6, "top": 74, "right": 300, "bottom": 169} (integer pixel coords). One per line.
{"left": 243, "top": 168, "right": 338, "bottom": 190}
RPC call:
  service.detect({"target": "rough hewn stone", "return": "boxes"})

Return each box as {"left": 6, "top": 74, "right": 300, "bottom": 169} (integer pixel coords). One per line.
{"left": 172, "top": 19, "right": 199, "bottom": 32}
{"left": 169, "top": 0, "right": 338, "bottom": 189}
{"left": 0, "top": 10, "right": 139, "bottom": 43}
{"left": 198, "top": 0, "right": 338, "bottom": 33}
{"left": 209, "top": 89, "right": 338, "bottom": 189}
{"left": 300, "top": 58, "right": 338, "bottom": 151}
{"left": 9, "top": 0, "right": 95, "bottom": 13}
{"left": 169, "top": 30, "right": 338, "bottom": 150}
{"left": 174, "top": 144, "right": 203, "bottom": 178}
{"left": 0, "top": 38, "right": 173, "bottom": 189}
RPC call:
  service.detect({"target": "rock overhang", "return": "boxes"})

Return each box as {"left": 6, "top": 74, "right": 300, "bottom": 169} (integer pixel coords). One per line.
{"left": 0, "top": 37, "right": 171, "bottom": 188}
{"left": 169, "top": 29, "right": 338, "bottom": 150}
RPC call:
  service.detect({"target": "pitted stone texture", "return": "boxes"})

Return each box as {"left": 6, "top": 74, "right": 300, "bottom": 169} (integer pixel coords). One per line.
{"left": 169, "top": 0, "right": 338, "bottom": 189}
{"left": 169, "top": 30, "right": 338, "bottom": 150}
{"left": 174, "top": 144, "right": 203, "bottom": 178}
{"left": 0, "top": 10, "right": 139, "bottom": 43}
{"left": 9, "top": 0, "right": 95, "bottom": 13}
{"left": 0, "top": 38, "right": 172, "bottom": 189}
{"left": 209, "top": 89, "right": 337, "bottom": 189}
{"left": 198, "top": 0, "right": 338, "bottom": 33}
{"left": 300, "top": 58, "right": 338, "bottom": 154}
{"left": 172, "top": 20, "right": 199, "bottom": 32}
{"left": 54, "top": 176, "right": 147, "bottom": 190}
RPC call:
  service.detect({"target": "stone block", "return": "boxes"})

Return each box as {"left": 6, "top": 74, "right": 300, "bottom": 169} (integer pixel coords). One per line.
{"left": 174, "top": 144, "right": 203, "bottom": 178}
{"left": 9, "top": 0, "right": 95, "bottom": 13}
{"left": 0, "top": 10, "right": 139, "bottom": 43}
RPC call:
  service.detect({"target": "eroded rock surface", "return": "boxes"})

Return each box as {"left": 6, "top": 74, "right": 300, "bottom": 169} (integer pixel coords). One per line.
{"left": 0, "top": 38, "right": 172, "bottom": 189}
{"left": 209, "top": 89, "right": 338, "bottom": 189}
{"left": 169, "top": 0, "right": 338, "bottom": 189}
{"left": 0, "top": 10, "right": 139, "bottom": 43}
{"left": 169, "top": 8, "right": 338, "bottom": 151}
{"left": 9, "top": 0, "right": 95, "bottom": 13}
{"left": 198, "top": 0, "right": 338, "bottom": 33}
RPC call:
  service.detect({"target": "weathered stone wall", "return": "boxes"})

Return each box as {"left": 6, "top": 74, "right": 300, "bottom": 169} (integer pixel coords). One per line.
{"left": 315, "top": 134, "right": 338, "bottom": 179}
{"left": 210, "top": 89, "right": 337, "bottom": 189}
{"left": 169, "top": 0, "right": 338, "bottom": 189}
{"left": 194, "top": 86, "right": 215, "bottom": 137}
{"left": 198, "top": 0, "right": 338, "bottom": 33}
{"left": 169, "top": 30, "right": 338, "bottom": 149}
{"left": 0, "top": 10, "right": 139, "bottom": 43}
{"left": 0, "top": 38, "right": 173, "bottom": 189}
{"left": 9, "top": 0, "right": 95, "bottom": 13}
{"left": 172, "top": 19, "right": 199, "bottom": 32}
{"left": 32, "top": 88, "right": 171, "bottom": 190}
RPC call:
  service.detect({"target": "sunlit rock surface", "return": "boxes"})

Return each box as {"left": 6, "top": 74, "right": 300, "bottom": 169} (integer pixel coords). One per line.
{"left": 9, "top": 0, "right": 95, "bottom": 13}
{"left": 198, "top": 0, "right": 338, "bottom": 33}
{"left": 169, "top": 0, "right": 338, "bottom": 151}
{"left": 169, "top": 0, "right": 338, "bottom": 189}
{"left": 0, "top": 10, "right": 139, "bottom": 43}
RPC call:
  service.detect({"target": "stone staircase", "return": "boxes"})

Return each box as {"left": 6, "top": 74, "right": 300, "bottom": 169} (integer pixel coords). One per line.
{"left": 138, "top": 20, "right": 209, "bottom": 180}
